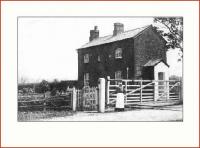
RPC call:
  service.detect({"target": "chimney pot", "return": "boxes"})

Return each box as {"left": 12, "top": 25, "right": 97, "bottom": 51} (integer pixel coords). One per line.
{"left": 113, "top": 23, "right": 124, "bottom": 36}
{"left": 89, "top": 26, "right": 99, "bottom": 41}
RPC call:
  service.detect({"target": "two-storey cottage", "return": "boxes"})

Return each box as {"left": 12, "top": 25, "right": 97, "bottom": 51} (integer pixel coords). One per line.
{"left": 77, "top": 23, "right": 168, "bottom": 87}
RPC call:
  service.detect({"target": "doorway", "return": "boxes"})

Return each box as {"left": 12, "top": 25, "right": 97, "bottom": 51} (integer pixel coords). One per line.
{"left": 158, "top": 72, "right": 165, "bottom": 80}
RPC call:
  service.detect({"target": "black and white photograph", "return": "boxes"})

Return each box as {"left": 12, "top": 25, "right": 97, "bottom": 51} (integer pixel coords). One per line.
{"left": 2, "top": 1, "right": 199, "bottom": 147}
{"left": 17, "top": 17, "right": 183, "bottom": 122}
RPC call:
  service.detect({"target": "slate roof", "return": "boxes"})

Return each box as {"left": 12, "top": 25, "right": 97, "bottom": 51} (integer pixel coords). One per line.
{"left": 79, "top": 25, "right": 151, "bottom": 49}
{"left": 144, "top": 59, "right": 169, "bottom": 67}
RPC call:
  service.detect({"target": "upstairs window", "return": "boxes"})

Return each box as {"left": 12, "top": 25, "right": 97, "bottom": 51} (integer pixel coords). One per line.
{"left": 115, "top": 71, "right": 122, "bottom": 79}
{"left": 136, "top": 66, "right": 141, "bottom": 76}
{"left": 84, "top": 54, "right": 89, "bottom": 63}
{"left": 115, "top": 48, "right": 122, "bottom": 59}
{"left": 97, "top": 55, "right": 101, "bottom": 62}
{"left": 84, "top": 73, "right": 89, "bottom": 86}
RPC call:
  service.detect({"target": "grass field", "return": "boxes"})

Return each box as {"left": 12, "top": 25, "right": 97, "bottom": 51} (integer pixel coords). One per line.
{"left": 18, "top": 110, "right": 75, "bottom": 121}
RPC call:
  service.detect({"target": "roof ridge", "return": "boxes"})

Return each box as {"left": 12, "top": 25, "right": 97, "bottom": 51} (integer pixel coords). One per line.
{"left": 79, "top": 24, "right": 152, "bottom": 49}
{"left": 144, "top": 58, "right": 169, "bottom": 67}
{"left": 91, "top": 24, "right": 151, "bottom": 42}
{"left": 122, "top": 24, "right": 151, "bottom": 34}
{"left": 90, "top": 34, "right": 111, "bottom": 42}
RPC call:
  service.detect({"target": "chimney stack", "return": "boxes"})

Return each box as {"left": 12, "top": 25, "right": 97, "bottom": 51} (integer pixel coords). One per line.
{"left": 113, "top": 23, "right": 124, "bottom": 36}
{"left": 89, "top": 26, "right": 99, "bottom": 41}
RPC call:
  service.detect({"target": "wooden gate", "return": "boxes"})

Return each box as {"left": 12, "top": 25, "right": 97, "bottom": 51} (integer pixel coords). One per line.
{"left": 106, "top": 78, "right": 154, "bottom": 106}
{"left": 157, "top": 80, "right": 182, "bottom": 101}
{"left": 77, "top": 86, "right": 99, "bottom": 111}
{"left": 106, "top": 77, "right": 182, "bottom": 107}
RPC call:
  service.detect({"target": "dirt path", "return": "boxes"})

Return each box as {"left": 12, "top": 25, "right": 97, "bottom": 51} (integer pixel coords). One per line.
{"left": 40, "top": 105, "right": 183, "bottom": 121}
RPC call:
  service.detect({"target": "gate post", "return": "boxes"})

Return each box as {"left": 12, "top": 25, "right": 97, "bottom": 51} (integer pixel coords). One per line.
{"left": 140, "top": 81, "right": 143, "bottom": 103}
{"left": 166, "top": 81, "right": 169, "bottom": 100}
{"left": 180, "top": 81, "right": 183, "bottom": 101}
{"left": 72, "top": 87, "right": 77, "bottom": 111}
{"left": 99, "top": 78, "right": 105, "bottom": 113}
{"left": 154, "top": 81, "right": 158, "bottom": 101}
{"left": 124, "top": 81, "right": 127, "bottom": 104}
{"left": 106, "top": 76, "right": 110, "bottom": 105}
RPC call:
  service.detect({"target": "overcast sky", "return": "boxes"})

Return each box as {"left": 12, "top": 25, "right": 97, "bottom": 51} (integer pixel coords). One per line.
{"left": 18, "top": 17, "right": 182, "bottom": 83}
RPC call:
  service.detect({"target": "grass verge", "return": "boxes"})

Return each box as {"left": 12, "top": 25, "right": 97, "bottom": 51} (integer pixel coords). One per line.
{"left": 18, "top": 110, "right": 75, "bottom": 121}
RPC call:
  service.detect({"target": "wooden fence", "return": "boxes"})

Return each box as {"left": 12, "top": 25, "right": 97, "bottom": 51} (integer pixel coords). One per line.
{"left": 18, "top": 78, "right": 182, "bottom": 113}
{"left": 18, "top": 92, "right": 73, "bottom": 112}
{"left": 18, "top": 86, "right": 99, "bottom": 112}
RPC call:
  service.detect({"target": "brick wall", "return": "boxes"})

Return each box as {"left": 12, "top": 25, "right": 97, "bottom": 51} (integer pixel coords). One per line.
{"left": 134, "top": 26, "right": 167, "bottom": 78}
{"left": 77, "top": 38, "right": 135, "bottom": 87}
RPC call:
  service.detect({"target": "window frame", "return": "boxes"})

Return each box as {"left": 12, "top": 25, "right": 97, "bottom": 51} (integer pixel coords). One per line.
{"left": 97, "top": 55, "right": 101, "bottom": 62}
{"left": 84, "top": 53, "right": 89, "bottom": 63}
{"left": 115, "top": 70, "right": 122, "bottom": 79}
{"left": 84, "top": 73, "right": 89, "bottom": 86}
{"left": 136, "top": 66, "right": 142, "bottom": 76}
{"left": 115, "top": 48, "right": 122, "bottom": 59}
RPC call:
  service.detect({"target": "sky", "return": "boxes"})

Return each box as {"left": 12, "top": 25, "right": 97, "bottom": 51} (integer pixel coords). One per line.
{"left": 18, "top": 17, "right": 182, "bottom": 83}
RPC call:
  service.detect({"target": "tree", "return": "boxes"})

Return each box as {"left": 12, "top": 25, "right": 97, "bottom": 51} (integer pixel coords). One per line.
{"left": 49, "top": 79, "right": 59, "bottom": 96}
{"left": 38, "top": 80, "right": 50, "bottom": 93}
{"left": 49, "top": 79, "right": 59, "bottom": 91}
{"left": 153, "top": 17, "right": 183, "bottom": 55}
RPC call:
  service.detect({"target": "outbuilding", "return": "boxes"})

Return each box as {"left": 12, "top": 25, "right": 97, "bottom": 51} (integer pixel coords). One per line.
{"left": 142, "top": 59, "right": 170, "bottom": 101}
{"left": 142, "top": 59, "right": 169, "bottom": 81}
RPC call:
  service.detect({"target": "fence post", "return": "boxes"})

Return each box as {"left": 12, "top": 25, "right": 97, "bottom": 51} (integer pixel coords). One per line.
{"left": 76, "top": 90, "right": 79, "bottom": 110}
{"left": 154, "top": 81, "right": 158, "bottom": 101}
{"left": 179, "top": 81, "right": 182, "bottom": 101}
{"left": 43, "top": 100, "right": 46, "bottom": 112}
{"left": 95, "top": 87, "right": 98, "bottom": 110}
{"left": 99, "top": 78, "right": 105, "bottom": 113}
{"left": 166, "top": 81, "right": 169, "bottom": 100}
{"left": 140, "top": 81, "right": 143, "bottom": 103}
{"left": 72, "top": 87, "right": 77, "bottom": 111}
{"left": 125, "top": 81, "right": 127, "bottom": 104}
{"left": 106, "top": 76, "right": 110, "bottom": 105}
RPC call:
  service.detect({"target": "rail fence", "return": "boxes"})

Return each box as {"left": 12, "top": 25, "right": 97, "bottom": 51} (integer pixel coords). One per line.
{"left": 18, "top": 91, "right": 73, "bottom": 112}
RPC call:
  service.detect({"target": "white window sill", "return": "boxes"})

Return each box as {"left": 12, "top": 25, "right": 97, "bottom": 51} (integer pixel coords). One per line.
{"left": 115, "top": 57, "right": 122, "bottom": 59}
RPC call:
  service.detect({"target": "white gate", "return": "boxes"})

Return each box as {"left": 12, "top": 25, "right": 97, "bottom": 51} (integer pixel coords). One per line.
{"left": 106, "top": 77, "right": 182, "bottom": 107}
